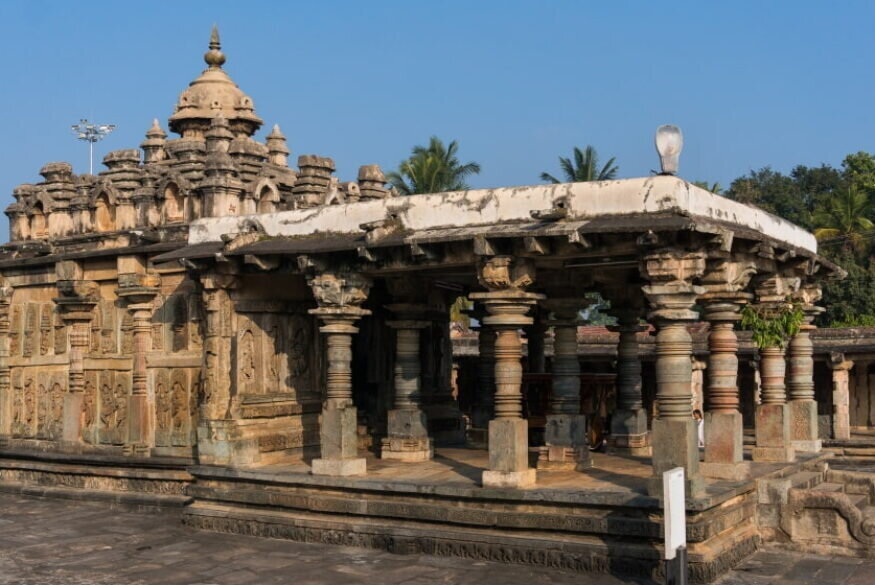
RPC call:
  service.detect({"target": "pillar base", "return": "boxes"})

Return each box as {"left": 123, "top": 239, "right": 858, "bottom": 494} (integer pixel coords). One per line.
{"left": 753, "top": 403, "right": 795, "bottom": 463}
{"left": 536, "top": 414, "right": 591, "bottom": 470}
{"left": 127, "top": 393, "right": 150, "bottom": 453}
{"left": 62, "top": 393, "right": 83, "bottom": 443}
{"left": 789, "top": 400, "right": 820, "bottom": 451}
{"left": 704, "top": 411, "right": 744, "bottom": 465}
{"left": 482, "top": 468, "right": 536, "bottom": 489}
{"left": 608, "top": 408, "right": 651, "bottom": 455}
{"left": 311, "top": 457, "right": 367, "bottom": 477}
{"left": 381, "top": 408, "right": 433, "bottom": 461}
{"left": 320, "top": 405, "right": 359, "bottom": 460}
{"left": 792, "top": 439, "right": 822, "bottom": 453}
{"left": 701, "top": 461, "right": 751, "bottom": 481}
{"left": 647, "top": 418, "right": 704, "bottom": 498}
{"left": 487, "top": 418, "right": 531, "bottom": 477}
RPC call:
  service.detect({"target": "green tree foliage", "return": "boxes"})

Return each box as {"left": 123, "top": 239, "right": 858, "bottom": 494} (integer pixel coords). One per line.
{"left": 811, "top": 187, "right": 875, "bottom": 252}
{"left": 726, "top": 153, "right": 875, "bottom": 327}
{"left": 540, "top": 145, "right": 618, "bottom": 184}
{"left": 387, "top": 137, "right": 481, "bottom": 195}
{"left": 740, "top": 302, "right": 804, "bottom": 349}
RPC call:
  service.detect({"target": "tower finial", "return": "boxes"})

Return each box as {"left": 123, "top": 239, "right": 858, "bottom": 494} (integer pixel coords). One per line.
{"left": 204, "top": 25, "right": 226, "bottom": 68}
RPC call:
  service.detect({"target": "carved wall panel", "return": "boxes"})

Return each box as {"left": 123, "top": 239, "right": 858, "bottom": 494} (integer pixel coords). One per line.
{"left": 153, "top": 367, "right": 197, "bottom": 447}
{"left": 9, "top": 305, "right": 21, "bottom": 357}
{"left": 96, "top": 369, "right": 128, "bottom": 445}
{"left": 10, "top": 367, "right": 65, "bottom": 441}
{"left": 35, "top": 370, "right": 48, "bottom": 438}
{"left": 235, "top": 307, "right": 317, "bottom": 418}
{"left": 39, "top": 304, "right": 51, "bottom": 356}
{"left": 23, "top": 304, "right": 37, "bottom": 357}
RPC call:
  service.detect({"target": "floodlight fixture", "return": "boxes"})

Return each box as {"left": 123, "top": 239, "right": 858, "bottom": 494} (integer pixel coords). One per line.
{"left": 71, "top": 119, "right": 117, "bottom": 175}
{"left": 655, "top": 125, "right": 683, "bottom": 175}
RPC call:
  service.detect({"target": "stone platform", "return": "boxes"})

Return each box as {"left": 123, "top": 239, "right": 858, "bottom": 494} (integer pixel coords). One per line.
{"left": 183, "top": 448, "right": 829, "bottom": 583}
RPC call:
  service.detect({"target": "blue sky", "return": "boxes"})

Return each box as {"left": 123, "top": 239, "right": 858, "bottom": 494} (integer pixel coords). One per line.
{"left": 0, "top": 1, "right": 872, "bottom": 241}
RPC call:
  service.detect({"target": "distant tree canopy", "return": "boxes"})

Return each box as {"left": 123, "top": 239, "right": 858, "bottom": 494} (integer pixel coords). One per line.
{"left": 725, "top": 152, "right": 875, "bottom": 326}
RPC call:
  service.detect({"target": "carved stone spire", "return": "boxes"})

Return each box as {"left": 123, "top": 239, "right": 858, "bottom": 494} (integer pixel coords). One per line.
{"left": 204, "top": 25, "right": 226, "bottom": 69}
{"left": 266, "top": 125, "right": 290, "bottom": 167}
{"left": 141, "top": 119, "right": 167, "bottom": 164}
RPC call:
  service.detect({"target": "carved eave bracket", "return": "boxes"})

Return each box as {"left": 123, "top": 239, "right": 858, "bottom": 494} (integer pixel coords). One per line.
{"left": 640, "top": 250, "right": 706, "bottom": 322}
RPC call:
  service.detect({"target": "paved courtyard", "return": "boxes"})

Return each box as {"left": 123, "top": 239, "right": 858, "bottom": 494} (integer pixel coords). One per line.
{"left": 1, "top": 492, "right": 874, "bottom": 585}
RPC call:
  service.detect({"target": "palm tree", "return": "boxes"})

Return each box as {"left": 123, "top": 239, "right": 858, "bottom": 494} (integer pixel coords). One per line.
{"left": 812, "top": 187, "right": 875, "bottom": 252}
{"left": 540, "top": 145, "right": 618, "bottom": 184}
{"left": 387, "top": 137, "right": 481, "bottom": 195}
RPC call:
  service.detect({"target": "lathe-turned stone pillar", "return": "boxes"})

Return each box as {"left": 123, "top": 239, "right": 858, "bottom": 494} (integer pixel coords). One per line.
{"left": 470, "top": 256, "right": 544, "bottom": 488}
{"left": 698, "top": 258, "right": 756, "bottom": 479}
{"left": 605, "top": 305, "right": 650, "bottom": 455}
{"left": 788, "top": 284, "right": 823, "bottom": 452}
{"left": 55, "top": 280, "right": 99, "bottom": 444}
{"left": 117, "top": 272, "right": 159, "bottom": 456}
{"left": 641, "top": 250, "right": 706, "bottom": 497}
{"left": 536, "top": 298, "right": 590, "bottom": 470}
{"left": 830, "top": 357, "right": 853, "bottom": 441}
{"left": 309, "top": 272, "right": 372, "bottom": 476}
{"left": 382, "top": 304, "right": 432, "bottom": 461}
{"left": 0, "top": 282, "right": 12, "bottom": 438}
{"left": 467, "top": 304, "right": 495, "bottom": 449}
{"left": 700, "top": 295, "right": 750, "bottom": 479}
{"left": 751, "top": 276, "right": 800, "bottom": 463}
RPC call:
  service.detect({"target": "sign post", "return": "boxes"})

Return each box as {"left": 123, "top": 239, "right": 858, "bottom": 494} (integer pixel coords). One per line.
{"left": 663, "top": 467, "right": 688, "bottom": 585}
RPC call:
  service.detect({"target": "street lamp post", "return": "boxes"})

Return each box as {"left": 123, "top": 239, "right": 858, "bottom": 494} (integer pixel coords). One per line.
{"left": 71, "top": 119, "right": 116, "bottom": 175}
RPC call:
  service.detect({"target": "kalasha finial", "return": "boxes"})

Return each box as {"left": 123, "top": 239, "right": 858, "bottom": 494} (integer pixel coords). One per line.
{"left": 204, "top": 24, "right": 226, "bottom": 68}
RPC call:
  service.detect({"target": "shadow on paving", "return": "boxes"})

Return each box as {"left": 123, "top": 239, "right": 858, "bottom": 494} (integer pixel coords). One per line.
{"left": 1, "top": 492, "right": 875, "bottom": 585}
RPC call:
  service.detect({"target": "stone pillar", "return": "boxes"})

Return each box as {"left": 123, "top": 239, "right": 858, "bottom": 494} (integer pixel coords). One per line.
{"left": 0, "top": 282, "right": 12, "bottom": 438}
{"left": 117, "top": 276, "right": 159, "bottom": 456}
{"left": 700, "top": 297, "right": 750, "bottom": 480}
{"left": 641, "top": 250, "right": 706, "bottom": 497}
{"left": 470, "top": 256, "right": 544, "bottom": 488}
{"left": 605, "top": 307, "right": 649, "bottom": 455}
{"left": 830, "top": 358, "right": 853, "bottom": 440}
{"left": 788, "top": 285, "right": 824, "bottom": 452}
{"left": 382, "top": 304, "right": 432, "bottom": 461}
{"left": 536, "top": 299, "right": 590, "bottom": 470}
{"left": 308, "top": 272, "right": 371, "bottom": 476}
{"left": 527, "top": 305, "right": 547, "bottom": 374}
{"left": 752, "top": 344, "right": 795, "bottom": 462}
{"left": 55, "top": 280, "right": 99, "bottom": 444}
{"left": 470, "top": 316, "right": 496, "bottom": 432}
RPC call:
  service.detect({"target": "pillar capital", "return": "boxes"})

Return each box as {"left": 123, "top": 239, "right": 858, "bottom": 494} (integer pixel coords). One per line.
{"left": 55, "top": 279, "right": 99, "bottom": 322}
{"left": 640, "top": 250, "right": 705, "bottom": 322}
{"left": 701, "top": 257, "right": 758, "bottom": 295}
{"left": 753, "top": 273, "right": 801, "bottom": 306}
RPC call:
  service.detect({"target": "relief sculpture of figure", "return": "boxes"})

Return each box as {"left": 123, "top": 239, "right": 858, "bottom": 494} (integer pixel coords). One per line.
{"left": 99, "top": 383, "right": 114, "bottom": 428}
{"left": 240, "top": 330, "right": 255, "bottom": 384}
{"left": 171, "top": 381, "right": 187, "bottom": 432}
{"left": 156, "top": 382, "right": 171, "bottom": 431}
{"left": 23, "top": 379, "right": 35, "bottom": 431}
{"left": 83, "top": 381, "right": 96, "bottom": 428}
{"left": 114, "top": 383, "right": 128, "bottom": 430}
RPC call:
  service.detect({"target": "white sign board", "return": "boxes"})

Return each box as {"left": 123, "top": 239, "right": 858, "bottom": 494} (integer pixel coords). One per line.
{"left": 663, "top": 467, "right": 686, "bottom": 560}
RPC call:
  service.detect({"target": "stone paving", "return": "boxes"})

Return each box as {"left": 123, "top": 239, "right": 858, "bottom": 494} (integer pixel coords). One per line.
{"left": 1, "top": 493, "right": 874, "bottom": 585}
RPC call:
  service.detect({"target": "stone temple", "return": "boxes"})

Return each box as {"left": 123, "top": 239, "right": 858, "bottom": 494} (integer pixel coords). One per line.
{"left": 1, "top": 28, "right": 872, "bottom": 583}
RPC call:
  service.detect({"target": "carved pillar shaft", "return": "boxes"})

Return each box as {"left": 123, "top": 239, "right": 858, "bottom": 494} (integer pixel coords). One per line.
{"left": 654, "top": 322, "right": 695, "bottom": 420}
{"left": 550, "top": 323, "right": 580, "bottom": 415}
{"left": 831, "top": 362, "right": 853, "bottom": 440}
{"left": 788, "top": 311, "right": 821, "bottom": 451}
{"left": 473, "top": 324, "right": 496, "bottom": 428}
{"left": 616, "top": 327, "right": 644, "bottom": 411}
{"left": 392, "top": 325, "right": 423, "bottom": 409}
{"left": 383, "top": 313, "right": 431, "bottom": 461}
{"left": 707, "top": 323, "right": 739, "bottom": 412}
{"left": 759, "top": 346, "right": 787, "bottom": 405}
{"left": 323, "top": 319, "right": 356, "bottom": 408}
{"left": 493, "top": 325, "right": 525, "bottom": 419}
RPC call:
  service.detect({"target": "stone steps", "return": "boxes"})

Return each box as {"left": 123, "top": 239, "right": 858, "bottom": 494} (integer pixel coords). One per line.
{"left": 785, "top": 470, "right": 823, "bottom": 490}
{"left": 809, "top": 482, "right": 844, "bottom": 493}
